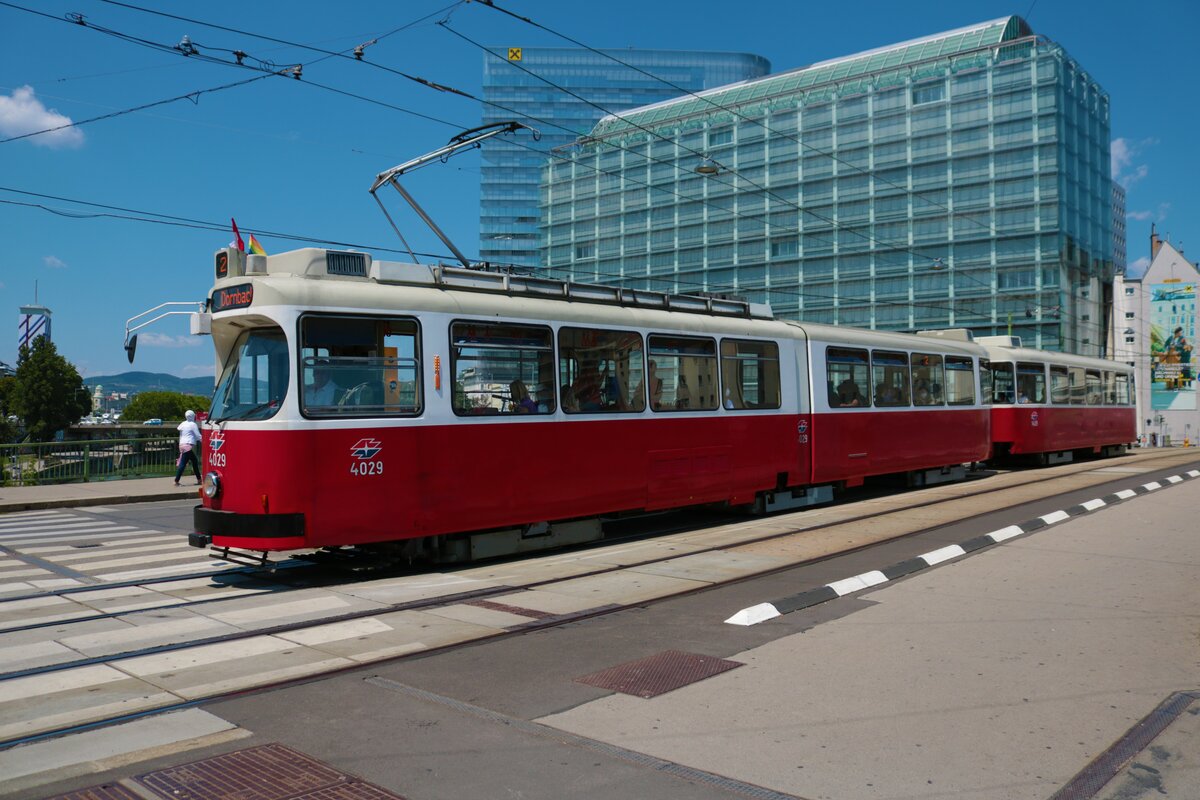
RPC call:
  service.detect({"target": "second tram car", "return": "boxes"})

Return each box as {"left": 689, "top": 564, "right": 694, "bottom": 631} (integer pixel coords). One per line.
{"left": 191, "top": 247, "right": 998, "bottom": 562}
{"left": 976, "top": 336, "right": 1136, "bottom": 463}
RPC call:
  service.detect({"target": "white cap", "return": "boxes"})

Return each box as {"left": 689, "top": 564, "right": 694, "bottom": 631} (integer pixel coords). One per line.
{"left": 185, "top": 410, "right": 195, "bottom": 420}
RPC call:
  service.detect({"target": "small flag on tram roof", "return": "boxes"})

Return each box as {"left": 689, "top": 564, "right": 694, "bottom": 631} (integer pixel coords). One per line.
{"left": 247, "top": 234, "right": 267, "bottom": 256}
{"left": 231, "top": 218, "right": 245, "bottom": 252}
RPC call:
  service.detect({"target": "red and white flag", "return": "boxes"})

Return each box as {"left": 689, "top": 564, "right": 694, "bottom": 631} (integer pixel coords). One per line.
{"left": 230, "top": 218, "right": 245, "bottom": 252}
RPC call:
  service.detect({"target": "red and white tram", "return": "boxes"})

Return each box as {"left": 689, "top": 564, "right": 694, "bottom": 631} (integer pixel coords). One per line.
{"left": 190, "top": 246, "right": 996, "bottom": 562}
{"left": 976, "top": 336, "right": 1136, "bottom": 463}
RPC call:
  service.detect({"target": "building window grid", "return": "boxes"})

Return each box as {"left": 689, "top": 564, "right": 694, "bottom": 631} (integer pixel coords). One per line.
{"left": 546, "top": 41, "right": 1106, "bottom": 353}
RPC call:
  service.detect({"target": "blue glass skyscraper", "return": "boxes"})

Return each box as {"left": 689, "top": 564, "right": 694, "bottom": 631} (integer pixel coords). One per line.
{"left": 543, "top": 17, "right": 1113, "bottom": 356}
{"left": 480, "top": 47, "right": 770, "bottom": 267}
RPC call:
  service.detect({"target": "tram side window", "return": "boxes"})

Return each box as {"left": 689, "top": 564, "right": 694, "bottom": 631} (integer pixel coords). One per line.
{"left": 1049, "top": 365, "right": 1070, "bottom": 404}
{"left": 559, "top": 328, "right": 644, "bottom": 413}
{"left": 911, "top": 353, "right": 944, "bottom": 406}
{"left": 980, "top": 359, "right": 993, "bottom": 405}
{"left": 989, "top": 361, "right": 1015, "bottom": 404}
{"left": 1069, "top": 367, "right": 1087, "bottom": 405}
{"left": 1016, "top": 362, "right": 1046, "bottom": 403}
{"left": 648, "top": 334, "right": 719, "bottom": 412}
{"left": 300, "top": 316, "right": 420, "bottom": 417}
{"left": 1103, "top": 371, "right": 1117, "bottom": 405}
{"left": 210, "top": 327, "right": 289, "bottom": 422}
{"left": 720, "top": 340, "right": 781, "bottom": 410}
{"left": 870, "top": 350, "right": 907, "bottom": 406}
{"left": 1085, "top": 370, "right": 1103, "bottom": 404}
{"left": 944, "top": 357, "right": 976, "bottom": 405}
{"left": 827, "top": 348, "right": 870, "bottom": 407}
{"left": 1115, "top": 373, "right": 1132, "bottom": 405}
{"left": 451, "top": 321, "right": 555, "bottom": 416}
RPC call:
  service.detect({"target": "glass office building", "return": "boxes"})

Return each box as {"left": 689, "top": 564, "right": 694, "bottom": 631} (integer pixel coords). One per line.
{"left": 480, "top": 48, "right": 770, "bottom": 267}
{"left": 543, "top": 17, "right": 1113, "bottom": 355}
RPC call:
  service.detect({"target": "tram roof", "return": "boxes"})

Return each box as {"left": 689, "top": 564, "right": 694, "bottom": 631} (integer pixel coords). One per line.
{"left": 976, "top": 337, "right": 1134, "bottom": 373}
{"left": 209, "top": 247, "right": 986, "bottom": 356}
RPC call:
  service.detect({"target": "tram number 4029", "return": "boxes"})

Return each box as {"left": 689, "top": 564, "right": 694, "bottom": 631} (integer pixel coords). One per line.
{"left": 350, "top": 460, "right": 384, "bottom": 476}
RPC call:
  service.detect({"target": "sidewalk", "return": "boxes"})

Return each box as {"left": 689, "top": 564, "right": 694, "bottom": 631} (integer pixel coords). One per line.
{"left": 0, "top": 476, "right": 199, "bottom": 513}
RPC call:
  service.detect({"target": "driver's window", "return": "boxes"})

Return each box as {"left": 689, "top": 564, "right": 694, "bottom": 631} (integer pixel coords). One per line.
{"left": 300, "top": 315, "right": 421, "bottom": 417}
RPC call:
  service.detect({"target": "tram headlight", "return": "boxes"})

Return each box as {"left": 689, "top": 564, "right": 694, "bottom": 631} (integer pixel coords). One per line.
{"left": 202, "top": 471, "right": 221, "bottom": 499}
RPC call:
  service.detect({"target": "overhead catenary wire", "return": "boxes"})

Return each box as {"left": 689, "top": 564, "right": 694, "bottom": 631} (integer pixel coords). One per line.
{"left": 0, "top": 185, "right": 1027, "bottom": 323}
{"left": 437, "top": 20, "right": 1105, "bottom": 338}
{"left": 471, "top": 0, "right": 1004, "bottom": 241}
{"left": 1, "top": 3, "right": 1105, "bottom": 340}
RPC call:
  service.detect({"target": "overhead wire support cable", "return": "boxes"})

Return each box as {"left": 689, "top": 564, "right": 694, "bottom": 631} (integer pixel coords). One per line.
{"left": 0, "top": 72, "right": 277, "bottom": 144}
{"left": 464, "top": 3, "right": 1102, "bottom": 341}
{"left": 470, "top": 0, "right": 1002, "bottom": 240}
{"left": 3, "top": 4, "right": 1093, "bottom": 338}
{"left": 439, "top": 19, "right": 967, "bottom": 275}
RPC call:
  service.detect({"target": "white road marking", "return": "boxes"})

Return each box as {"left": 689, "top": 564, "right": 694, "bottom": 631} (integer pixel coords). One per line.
{"left": 828, "top": 571, "right": 888, "bottom": 596}
{"left": 1039, "top": 510, "right": 1070, "bottom": 525}
{"left": 725, "top": 602, "right": 781, "bottom": 626}
{"left": 921, "top": 545, "right": 966, "bottom": 566}
{"left": 984, "top": 525, "right": 1022, "bottom": 544}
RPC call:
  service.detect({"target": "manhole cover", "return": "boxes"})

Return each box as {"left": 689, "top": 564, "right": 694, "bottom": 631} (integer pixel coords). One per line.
{"left": 575, "top": 650, "right": 743, "bottom": 698}
{"left": 135, "top": 743, "right": 405, "bottom": 800}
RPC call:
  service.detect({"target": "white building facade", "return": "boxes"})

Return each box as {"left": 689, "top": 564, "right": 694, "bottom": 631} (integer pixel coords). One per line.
{"left": 1111, "top": 227, "right": 1199, "bottom": 443}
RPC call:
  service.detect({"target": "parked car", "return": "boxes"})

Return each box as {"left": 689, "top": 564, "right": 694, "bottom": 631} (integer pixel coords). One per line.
{"left": 143, "top": 418, "right": 163, "bottom": 425}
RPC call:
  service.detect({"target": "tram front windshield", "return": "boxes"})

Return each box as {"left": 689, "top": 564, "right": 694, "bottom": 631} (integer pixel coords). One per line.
{"left": 210, "top": 327, "right": 289, "bottom": 422}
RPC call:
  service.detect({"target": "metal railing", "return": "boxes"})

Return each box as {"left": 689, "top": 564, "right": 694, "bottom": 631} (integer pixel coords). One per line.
{"left": 0, "top": 437, "right": 186, "bottom": 486}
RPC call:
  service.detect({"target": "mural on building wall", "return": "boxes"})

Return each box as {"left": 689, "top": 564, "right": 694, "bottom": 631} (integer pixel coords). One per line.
{"left": 1150, "top": 281, "right": 1196, "bottom": 410}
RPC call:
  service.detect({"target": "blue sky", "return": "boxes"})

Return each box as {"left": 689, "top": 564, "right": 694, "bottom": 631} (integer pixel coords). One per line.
{"left": 1, "top": 0, "right": 1196, "bottom": 380}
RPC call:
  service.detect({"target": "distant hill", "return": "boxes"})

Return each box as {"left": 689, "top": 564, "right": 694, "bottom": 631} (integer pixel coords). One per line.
{"left": 83, "top": 371, "right": 214, "bottom": 396}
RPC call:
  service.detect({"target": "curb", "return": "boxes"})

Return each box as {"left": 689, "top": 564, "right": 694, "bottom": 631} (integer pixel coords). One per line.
{"left": 0, "top": 491, "right": 196, "bottom": 514}
{"left": 726, "top": 468, "right": 1200, "bottom": 626}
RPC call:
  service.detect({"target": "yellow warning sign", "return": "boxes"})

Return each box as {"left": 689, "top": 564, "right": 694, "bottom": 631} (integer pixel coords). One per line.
{"left": 508, "top": 47, "right": 522, "bottom": 61}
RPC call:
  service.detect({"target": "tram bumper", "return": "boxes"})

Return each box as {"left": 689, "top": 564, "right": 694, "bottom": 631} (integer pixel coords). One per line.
{"left": 192, "top": 505, "right": 306, "bottom": 550}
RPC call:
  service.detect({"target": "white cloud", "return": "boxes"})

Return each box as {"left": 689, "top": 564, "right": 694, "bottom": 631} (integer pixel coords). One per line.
{"left": 1127, "top": 203, "right": 1171, "bottom": 224}
{"left": 0, "top": 86, "right": 84, "bottom": 149}
{"left": 1111, "top": 137, "right": 1155, "bottom": 189}
{"left": 180, "top": 363, "right": 216, "bottom": 377}
{"left": 139, "top": 333, "right": 204, "bottom": 348}
{"left": 43, "top": 255, "right": 67, "bottom": 269}
{"left": 1127, "top": 256, "right": 1151, "bottom": 277}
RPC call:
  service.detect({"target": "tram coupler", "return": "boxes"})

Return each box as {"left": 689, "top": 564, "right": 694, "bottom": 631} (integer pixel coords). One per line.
{"left": 189, "top": 533, "right": 213, "bottom": 548}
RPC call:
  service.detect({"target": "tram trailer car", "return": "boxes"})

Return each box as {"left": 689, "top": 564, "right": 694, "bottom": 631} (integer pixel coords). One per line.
{"left": 191, "top": 247, "right": 995, "bottom": 562}
{"left": 976, "top": 337, "right": 1136, "bottom": 464}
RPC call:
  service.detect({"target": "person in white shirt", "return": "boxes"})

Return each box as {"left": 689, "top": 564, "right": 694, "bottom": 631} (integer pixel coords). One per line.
{"left": 174, "top": 409, "right": 202, "bottom": 486}
{"left": 306, "top": 366, "right": 338, "bottom": 408}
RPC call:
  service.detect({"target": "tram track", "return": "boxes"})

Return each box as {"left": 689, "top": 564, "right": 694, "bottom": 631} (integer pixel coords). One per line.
{"left": 0, "top": 449, "right": 1195, "bottom": 677}
{"left": 1, "top": 448, "right": 1197, "bottom": 752}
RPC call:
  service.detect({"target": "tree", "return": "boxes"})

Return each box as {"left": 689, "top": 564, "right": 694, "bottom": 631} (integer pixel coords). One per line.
{"left": 123, "top": 391, "right": 210, "bottom": 422}
{"left": 0, "top": 375, "right": 17, "bottom": 442}
{"left": 13, "top": 338, "right": 92, "bottom": 441}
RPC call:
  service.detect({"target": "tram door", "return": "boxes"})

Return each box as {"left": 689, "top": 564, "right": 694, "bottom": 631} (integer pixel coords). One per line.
{"left": 819, "top": 346, "right": 872, "bottom": 482}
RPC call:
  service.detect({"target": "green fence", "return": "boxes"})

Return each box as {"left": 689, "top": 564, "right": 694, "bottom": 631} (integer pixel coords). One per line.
{"left": 0, "top": 437, "right": 186, "bottom": 486}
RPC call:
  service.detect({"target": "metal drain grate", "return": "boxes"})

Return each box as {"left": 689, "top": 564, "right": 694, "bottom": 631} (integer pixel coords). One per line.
{"left": 575, "top": 650, "right": 743, "bottom": 698}
{"left": 1050, "top": 691, "right": 1200, "bottom": 799}
{"left": 134, "top": 743, "right": 406, "bottom": 800}
{"left": 463, "top": 599, "right": 555, "bottom": 619}
{"left": 43, "top": 784, "right": 143, "bottom": 800}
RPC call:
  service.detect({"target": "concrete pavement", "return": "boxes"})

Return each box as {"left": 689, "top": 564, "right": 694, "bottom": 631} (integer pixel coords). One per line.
{"left": 0, "top": 476, "right": 199, "bottom": 513}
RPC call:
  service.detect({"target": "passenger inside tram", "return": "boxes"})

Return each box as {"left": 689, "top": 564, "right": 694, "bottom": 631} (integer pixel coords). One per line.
{"left": 836, "top": 378, "right": 866, "bottom": 407}
{"left": 509, "top": 380, "right": 537, "bottom": 414}
{"left": 573, "top": 358, "right": 604, "bottom": 410}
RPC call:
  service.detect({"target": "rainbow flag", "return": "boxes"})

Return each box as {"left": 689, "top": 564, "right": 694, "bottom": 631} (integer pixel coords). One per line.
{"left": 247, "top": 235, "right": 267, "bottom": 256}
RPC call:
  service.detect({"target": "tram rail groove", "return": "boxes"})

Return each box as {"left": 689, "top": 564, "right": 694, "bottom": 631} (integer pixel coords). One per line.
{"left": 0, "top": 446, "right": 1184, "bottom": 617}
{"left": 1, "top": 451, "right": 1196, "bottom": 681}
{"left": 0, "top": 451, "right": 1196, "bottom": 753}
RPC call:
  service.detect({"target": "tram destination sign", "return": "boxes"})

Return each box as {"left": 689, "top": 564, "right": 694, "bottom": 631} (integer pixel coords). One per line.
{"left": 212, "top": 284, "right": 254, "bottom": 313}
